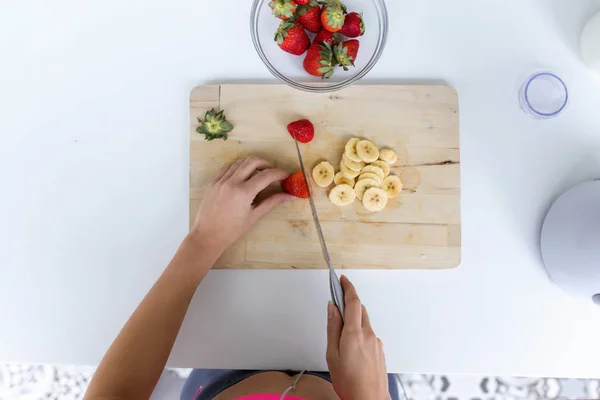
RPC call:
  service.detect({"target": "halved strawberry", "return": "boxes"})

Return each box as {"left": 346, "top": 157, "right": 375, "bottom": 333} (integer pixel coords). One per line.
{"left": 275, "top": 21, "right": 310, "bottom": 55}
{"left": 339, "top": 12, "right": 364, "bottom": 38}
{"left": 320, "top": 1, "right": 346, "bottom": 32}
{"left": 269, "top": 0, "right": 297, "bottom": 20}
{"left": 334, "top": 39, "right": 359, "bottom": 70}
{"left": 282, "top": 171, "right": 310, "bottom": 199}
{"left": 313, "top": 29, "right": 336, "bottom": 46}
{"left": 303, "top": 42, "right": 336, "bottom": 78}
{"left": 297, "top": 2, "right": 322, "bottom": 33}
{"left": 287, "top": 119, "right": 315, "bottom": 143}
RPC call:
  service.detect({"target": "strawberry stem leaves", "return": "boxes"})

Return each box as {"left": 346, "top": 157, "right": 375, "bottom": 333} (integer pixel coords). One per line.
{"left": 317, "top": 42, "right": 336, "bottom": 79}
{"left": 274, "top": 21, "right": 295, "bottom": 44}
{"left": 269, "top": 0, "right": 297, "bottom": 20}
{"left": 322, "top": 3, "right": 345, "bottom": 30}
{"left": 333, "top": 42, "right": 355, "bottom": 70}
{"left": 196, "top": 108, "right": 234, "bottom": 141}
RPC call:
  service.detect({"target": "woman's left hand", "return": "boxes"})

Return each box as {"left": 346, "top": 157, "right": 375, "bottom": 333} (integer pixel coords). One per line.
{"left": 190, "top": 156, "right": 293, "bottom": 255}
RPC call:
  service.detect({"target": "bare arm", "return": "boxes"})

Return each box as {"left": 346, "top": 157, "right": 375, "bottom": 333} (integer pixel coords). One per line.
{"left": 326, "top": 276, "right": 391, "bottom": 400}
{"left": 85, "top": 156, "right": 292, "bottom": 400}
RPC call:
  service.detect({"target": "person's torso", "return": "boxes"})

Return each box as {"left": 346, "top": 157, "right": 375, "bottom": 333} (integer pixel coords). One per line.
{"left": 212, "top": 371, "right": 338, "bottom": 400}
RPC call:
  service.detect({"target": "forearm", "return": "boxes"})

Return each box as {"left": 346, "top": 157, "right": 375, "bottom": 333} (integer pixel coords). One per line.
{"left": 85, "top": 234, "right": 221, "bottom": 400}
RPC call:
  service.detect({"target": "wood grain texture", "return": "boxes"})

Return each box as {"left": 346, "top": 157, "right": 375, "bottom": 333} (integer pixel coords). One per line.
{"left": 190, "top": 84, "right": 461, "bottom": 269}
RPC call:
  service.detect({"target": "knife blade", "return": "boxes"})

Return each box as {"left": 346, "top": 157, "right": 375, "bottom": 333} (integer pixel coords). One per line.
{"left": 292, "top": 137, "right": 345, "bottom": 320}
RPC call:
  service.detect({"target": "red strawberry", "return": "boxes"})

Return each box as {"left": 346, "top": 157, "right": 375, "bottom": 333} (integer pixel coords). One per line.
{"left": 334, "top": 39, "right": 359, "bottom": 70}
{"left": 282, "top": 171, "right": 310, "bottom": 199}
{"left": 287, "top": 119, "right": 315, "bottom": 143}
{"left": 295, "top": 0, "right": 310, "bottom": 5}
{"left": 269, "top": 0, "right": 297, "bottom": 20}
{"left": 320, "top": 1, "right": 346, "bottom": 32}
{"left": 297, "top": 3, "right": 322, "bottom": 33}
{"left": 339, "top": 12, "right": 364, "bottom": 38}
{"left": 275, "top": 21, "right": 310, "bottom": 55}
{"left": 313, "top": 29, "right": 336, "bottom": 46}
{"left": 303, "top": 42, "right": 336, "bottom": 78}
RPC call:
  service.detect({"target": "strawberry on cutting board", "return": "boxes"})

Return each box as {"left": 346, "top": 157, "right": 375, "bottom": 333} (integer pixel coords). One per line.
{"left": 296, "top": 2, "right": 322, "bottom": 33}
{"left": 275, "top": 21, "right": 310, "bottom": 55}
{"left": 334, "top": 39, "right": 359, "bottom": 70}
{"left": 303, "top": 42, "right": 336, "bottom": 78}
{"left": 339, "top": 12, "right": 364, "bottom": 37}
{"left": 282, "top": 171, "right": 310, "bottom": 199}
{"left": 320, "top": 1, "right": 346, "bottom": 33}
{"left": 313, "top": 29, "right": 336, "bottom": 46}
{"left": 287, "top": 119, "right": 315, "bottom": 143}
{"left": 269, "top": 0, "right": 297, "bottom": 20}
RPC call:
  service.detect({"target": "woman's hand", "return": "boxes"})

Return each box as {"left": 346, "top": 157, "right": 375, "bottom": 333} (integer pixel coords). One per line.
{"left": 326, "top": 276, "right": 390, "bottom": 400}
{"left": 190, "top": 156, "right": 293, "bottom": 255}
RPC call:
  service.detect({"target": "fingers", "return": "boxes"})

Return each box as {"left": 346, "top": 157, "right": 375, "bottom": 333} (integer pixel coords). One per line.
{"left": 220, "top": 159, "right": 244, "bottom": 182}
{"left": 326, "top": 301, "right": 342, "bottom": 365}
{"left": 233, "top": 156, "right": 273, "bottom": 182}
{"left": 340, "top": 275, "right": 362, "bottom": 331}
{"left": 251, "top": 192, "right": 293, "bottom": 222}
{"left": 212, "top": 164, "right": 230, "bottom": 183}
{"left": 246, "top": 168, "right": 290, "bottom": 195}
{"left": 218, "top": 157, "right": 276, "bottom": 185}
{"left": 380, "top": 339, "right": 388, "bottom": 372}
{"left": 361, "top": 304, "right": 374, "bottom": 333}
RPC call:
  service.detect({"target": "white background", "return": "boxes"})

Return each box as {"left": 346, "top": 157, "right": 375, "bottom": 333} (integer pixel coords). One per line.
{"left": 2, "top": 0, "right": 600, "bottom": 378}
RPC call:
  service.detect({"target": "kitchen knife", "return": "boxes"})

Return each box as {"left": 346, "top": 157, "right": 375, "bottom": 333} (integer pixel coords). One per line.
{"left": 292, "top": 137, "right": 345, "bottom": 320}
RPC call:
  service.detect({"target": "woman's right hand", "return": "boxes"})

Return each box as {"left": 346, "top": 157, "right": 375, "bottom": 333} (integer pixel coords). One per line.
{"left": 326, "top": 275, "right": 390, "bottom": 400}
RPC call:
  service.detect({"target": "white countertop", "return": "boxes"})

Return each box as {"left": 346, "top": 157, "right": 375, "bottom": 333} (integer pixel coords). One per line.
{"left": 2, "top": 0, "right": 600, "bottom": 378}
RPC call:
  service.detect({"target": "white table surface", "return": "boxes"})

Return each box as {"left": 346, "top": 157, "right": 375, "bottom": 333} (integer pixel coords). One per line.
{"left": 2, "top": 0, "right": 600, "bottom": 378}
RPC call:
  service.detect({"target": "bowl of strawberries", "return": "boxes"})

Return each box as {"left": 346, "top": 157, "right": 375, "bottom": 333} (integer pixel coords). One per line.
{"left": 251, "top": 0, "right": 388, "bottom": 92}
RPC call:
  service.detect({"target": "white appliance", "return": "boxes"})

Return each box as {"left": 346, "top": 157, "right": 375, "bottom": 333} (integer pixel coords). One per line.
{"left": 581, "top": 12, "right": 600, "bottom": 73}
{"left": 541, "top": 179, "right": 600, "bottom": 304}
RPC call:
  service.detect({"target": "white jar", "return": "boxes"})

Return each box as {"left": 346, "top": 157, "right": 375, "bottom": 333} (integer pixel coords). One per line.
{"left": 581, "top": 12, "right": 600, "bottom": 72}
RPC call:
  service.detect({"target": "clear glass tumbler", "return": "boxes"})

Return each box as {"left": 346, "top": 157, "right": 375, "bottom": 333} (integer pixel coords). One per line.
{"left": 519, "top": 72, "right": 568, "bottom": 119}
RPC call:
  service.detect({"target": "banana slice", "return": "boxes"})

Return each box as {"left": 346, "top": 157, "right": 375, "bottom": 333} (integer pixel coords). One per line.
{"left": 354, "top": 178, "right": 380, "bottom": 201}
{"left": 362, "top": 187, "right": 388, "bottom": 211}
{"left": 369, "top": 160, "right": 390, "bottom": 177}
{"left": 329, "top": 184, "right": 356, "bottom": 206}
{"left": 358, "top": 172, "right": 382, "bottom": 185}
{"left": 361, "top": 165, "right": 385, "bottom": 181}
{"left": 340, "top": 161, "right": 360, "bottom": 179}
{"left": 344, "top": 138, "right": 362, "bottom": 162}
{"left": 356, "top": 140, "right": 380, "bottom": 163}
{"left": 379, "top": 149, "right": 398, "bottom": 165}
{"left": 334, "top": 172, "right": 355, "bottom": 187}
{"left": 312, "top": 161, "right": 334, "bottom": 187}
{"left": 342, "top": 154, "right": 366, "bottom": 172}
{"left": 381, "top": 175, "right": 403, "bottom": 197}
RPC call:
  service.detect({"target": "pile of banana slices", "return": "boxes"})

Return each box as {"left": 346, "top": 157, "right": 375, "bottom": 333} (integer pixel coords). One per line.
{"left": 311, "top": 138, "right": 403, "bottom": 212}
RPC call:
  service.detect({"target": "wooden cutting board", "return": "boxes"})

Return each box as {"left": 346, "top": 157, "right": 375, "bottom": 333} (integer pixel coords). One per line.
{"left": 190, "top": 84, "right": 460, "bottom": 269}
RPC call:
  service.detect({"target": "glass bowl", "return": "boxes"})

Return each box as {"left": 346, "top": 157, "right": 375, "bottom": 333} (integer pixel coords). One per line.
{"left": 250, "top": 0, "right": 388, "bottom": 93}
